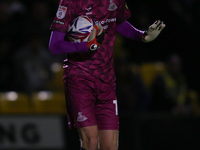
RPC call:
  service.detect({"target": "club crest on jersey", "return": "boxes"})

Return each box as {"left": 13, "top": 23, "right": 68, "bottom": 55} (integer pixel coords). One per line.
{"left": 77, "top": 112, "right": 88, "bottom": 122}
{"left": 108, "top": 0, "right": 117, "bottom": 11}
{"left": 56, "top": 6, "right": 67, "bottom": 19}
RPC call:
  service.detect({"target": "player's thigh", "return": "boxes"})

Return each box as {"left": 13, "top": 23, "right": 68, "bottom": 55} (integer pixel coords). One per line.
{"left": 98, "top": 130, "right": 118, "bottom": 150}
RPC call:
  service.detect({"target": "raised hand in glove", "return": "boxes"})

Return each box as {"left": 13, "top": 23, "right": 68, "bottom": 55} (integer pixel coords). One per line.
{"left": 142, "top": 20, "right": 166, "bottom": 42}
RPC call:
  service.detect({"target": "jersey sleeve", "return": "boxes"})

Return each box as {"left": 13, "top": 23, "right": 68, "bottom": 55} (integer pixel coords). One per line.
{"left": 116, "top": 0, "right": 131, "bottom": 24}
{"left": 50, "top": 0, "right": 76, "bottom": 33}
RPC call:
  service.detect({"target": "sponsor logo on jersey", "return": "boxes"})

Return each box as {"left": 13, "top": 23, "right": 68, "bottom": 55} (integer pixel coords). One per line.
{"left": 103, "top": 25, "right": 108, "bottom": 30}
{"left": 77, "top": 112, "right": 88, "bottom": 122}
{"left": 95, "top": 18, "right": 116, "bottom": 30}
{"left": 95, "top": 18, "right": 116, "bottom": 25}
{"left": 56, "top": 6, "right": 67, "bottom": 19}
{"left": 108, "top": 0, "right": 117, "bottom": 11}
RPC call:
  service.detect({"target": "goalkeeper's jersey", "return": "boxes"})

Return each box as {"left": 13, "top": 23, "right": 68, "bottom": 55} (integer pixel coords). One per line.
{"left": 50, "top": 0, "right": 131, "bottom": 83}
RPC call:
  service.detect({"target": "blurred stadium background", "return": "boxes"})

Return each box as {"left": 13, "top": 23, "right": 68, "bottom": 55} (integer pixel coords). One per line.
{"left": 0, "top": 0, "right": 200, "bottom": 149}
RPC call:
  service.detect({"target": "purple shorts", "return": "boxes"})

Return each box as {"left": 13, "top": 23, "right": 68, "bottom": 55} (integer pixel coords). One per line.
{"left": 63, "top": 70, "right": 119, "bottom": 130}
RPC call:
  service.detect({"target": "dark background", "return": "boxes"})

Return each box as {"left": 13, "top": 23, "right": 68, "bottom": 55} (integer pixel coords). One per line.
{"left": 126, "top": 0, "right": 200, "bottom": 93}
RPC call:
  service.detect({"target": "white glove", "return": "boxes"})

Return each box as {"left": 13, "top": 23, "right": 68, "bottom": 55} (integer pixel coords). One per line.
{"left": 142, "top": 20, "right": 166, "bottom": 42}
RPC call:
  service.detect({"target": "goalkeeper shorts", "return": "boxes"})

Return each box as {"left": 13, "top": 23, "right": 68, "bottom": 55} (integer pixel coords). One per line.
{"left": 63, "top": 69, "right": 119, "bottom": 130}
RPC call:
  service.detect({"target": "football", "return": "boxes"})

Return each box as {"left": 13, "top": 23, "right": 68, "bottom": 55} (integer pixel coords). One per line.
{"left": 67, "top": 15, "right": 94, "bottom": 43}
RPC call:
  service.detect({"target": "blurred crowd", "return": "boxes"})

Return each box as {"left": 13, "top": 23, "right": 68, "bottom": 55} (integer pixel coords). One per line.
{"left": 0, "top": 0, "right": 62, "bottom": 93}
{"left": 0, "top": 0, "right": 200, "bottom": 115}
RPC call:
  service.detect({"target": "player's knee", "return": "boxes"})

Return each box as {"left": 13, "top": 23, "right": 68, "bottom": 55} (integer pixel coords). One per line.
{"left": 85, "top": 136, "right": 98, "bottom": 145}
{"left": 82, "top": 137, "right": 98, "bottom": 149}
{"left": 100, "top": 140, "right": 118, "bottom": 150}
{"left": 89, "top": 138, "right": 98, "bottom": 148}
{"left": 100, "top": 145, "right": 118, "bottom": 150}
{"left": 79, "top": 125, "right": 99, "bottom": 149}
{"left": 80, "top": 133, "right": 98, "bottom": 148}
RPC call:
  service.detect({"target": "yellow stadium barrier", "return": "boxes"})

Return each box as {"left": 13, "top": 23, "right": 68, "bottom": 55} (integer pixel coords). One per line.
{"left": 32, "top": 91, "right": 66, "bottom": 114}
{"left": 0, "top": 91, "right": 34, "bottom": 114}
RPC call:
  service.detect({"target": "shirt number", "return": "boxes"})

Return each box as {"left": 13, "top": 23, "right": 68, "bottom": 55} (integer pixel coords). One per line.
{"left": 113, "top": 100, "right": 118, "bottom": 115}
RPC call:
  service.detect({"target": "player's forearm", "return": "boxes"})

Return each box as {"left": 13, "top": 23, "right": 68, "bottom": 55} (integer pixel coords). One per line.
{"left": 49, "top": 31, "right": 89, "bottom": 55}
{"left": 116, "top": 21, "right": 144, "bottom": 41}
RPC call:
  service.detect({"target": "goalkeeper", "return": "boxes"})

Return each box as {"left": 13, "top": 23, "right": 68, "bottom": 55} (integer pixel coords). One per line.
{"left": 49, "top": 0, "right": 165, "bottom": 150}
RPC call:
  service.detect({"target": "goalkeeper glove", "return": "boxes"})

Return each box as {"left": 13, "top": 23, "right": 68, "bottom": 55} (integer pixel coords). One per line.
{"left": 142, "top": 20, "right": 166, "bottom": 42}
{"left": 87, "top": 25, "right": 105, "bottom": 51}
